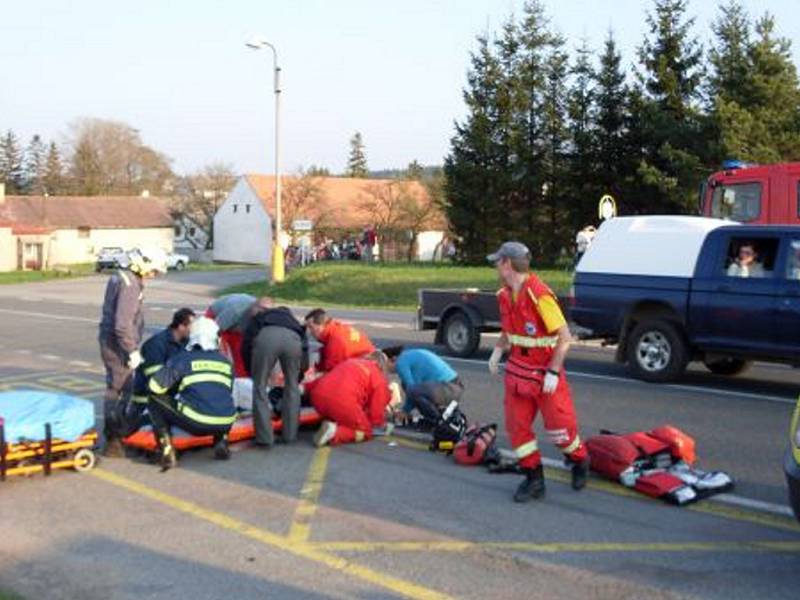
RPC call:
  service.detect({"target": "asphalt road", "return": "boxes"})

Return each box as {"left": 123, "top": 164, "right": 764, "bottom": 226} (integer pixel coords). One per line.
{"left": 1, "top": 269, "right": 799, "bottom": 599}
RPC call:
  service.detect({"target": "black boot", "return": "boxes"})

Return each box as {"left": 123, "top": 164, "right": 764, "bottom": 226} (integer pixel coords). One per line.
{"left": 570, "top": 458, "right": 590, "bottom": 491}
{"left": 514, "top": 465, "right": 545, "bottom": 502}
{"left": 102, "top": 398, "right": 125, "bottom": 458}
{"left": 213, "top": 434, "right": 231, "bottom": 461}
{"left": 156, "top": 432, "right": 177, "bottom": 472}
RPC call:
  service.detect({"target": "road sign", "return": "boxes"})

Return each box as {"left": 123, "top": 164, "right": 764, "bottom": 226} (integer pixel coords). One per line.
{"left": 598, "top": 194, "right": 617, "bottom": 221}
{"left": 292, "top": 219, "right": 313, "bottom": 231}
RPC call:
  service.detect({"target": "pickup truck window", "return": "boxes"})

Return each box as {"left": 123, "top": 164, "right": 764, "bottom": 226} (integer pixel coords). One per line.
{"left": 711, "top": 183, "right": 761, "bottom": 222}
{"left": 724, "top": 237, "right": 777, "bottom": 278}
{"left": 786, "top": 240, "right": 800, "bottom": 280}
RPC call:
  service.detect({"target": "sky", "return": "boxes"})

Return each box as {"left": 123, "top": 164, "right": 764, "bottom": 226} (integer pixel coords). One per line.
{"left": 2, "top": 0, "right": 799, "bottom": 176}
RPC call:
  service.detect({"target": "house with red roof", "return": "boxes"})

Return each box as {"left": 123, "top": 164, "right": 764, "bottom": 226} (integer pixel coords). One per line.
{"left": 0, "top": 183, "right": 174, "bottom": 271}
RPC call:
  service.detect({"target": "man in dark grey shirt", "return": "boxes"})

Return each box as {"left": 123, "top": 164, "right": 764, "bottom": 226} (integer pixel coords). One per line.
{"left": 98, "top": 246, "right": 167, "bottom": 456}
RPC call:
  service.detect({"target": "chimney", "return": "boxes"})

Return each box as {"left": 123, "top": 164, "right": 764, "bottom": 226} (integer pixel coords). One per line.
{"left": 0, "top": 181, "right": 5, "bottom": 205}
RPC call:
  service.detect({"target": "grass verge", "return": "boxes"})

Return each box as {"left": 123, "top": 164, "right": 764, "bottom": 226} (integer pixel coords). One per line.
{"left": 219, "top": 262, "right": 572, "bottom": 311}
{"left": 0, "top": 263, "right": 95, "bottom": 285}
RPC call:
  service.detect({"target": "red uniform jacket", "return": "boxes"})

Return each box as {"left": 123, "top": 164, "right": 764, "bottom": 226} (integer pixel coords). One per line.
{"left": 316, "top": 319, "right": 375, "bottom": 372}
{"left": 497, "top": 274, "right": 566, "bottom": 369}
{"left": 306, "top": 359, "right": 391, "bottom": 427}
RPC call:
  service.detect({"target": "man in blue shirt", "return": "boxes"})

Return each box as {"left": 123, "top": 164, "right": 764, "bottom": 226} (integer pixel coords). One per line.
{"left": 383, "top": 346, "right": 464, "bottom": 425}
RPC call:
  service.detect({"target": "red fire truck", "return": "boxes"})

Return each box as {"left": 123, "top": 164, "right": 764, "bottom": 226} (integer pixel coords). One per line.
{"left": 700, "top": 161, "right": 800, "bottom": 224}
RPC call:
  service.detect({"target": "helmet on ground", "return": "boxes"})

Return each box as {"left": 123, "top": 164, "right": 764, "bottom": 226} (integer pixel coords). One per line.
{"left": 188, "top": 316, "right": 220, "bottom": 351}
{"left": 129, "top": 245, "right": 168, "bottom": 275}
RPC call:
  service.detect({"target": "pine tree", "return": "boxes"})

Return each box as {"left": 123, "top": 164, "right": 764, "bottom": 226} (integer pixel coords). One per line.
{"left": 0, "top": 130, "right": 24, "bottom": 193}
{"left": 540, "top": 36, "right": 571, "bottom": 257}
{"left": 444, "top": 35, "right": 506, "bottom": 263}
{"left": 346, "top": 132, "right": 369, "bottom": 178}
{"left": 594, "top": 31, "right": 630, "bottom": 201}
{"left": 43, "top": 142, "right": 65, "bottom": 195}
{"left": 23, "top": 134, "right": 47, "bottom": 195}
{"left": 405, "top": 160, "right": 424, "bottom": 180}
{"left": 708, "top": 0, "right": 752, "bottom": 107}
{"left": 636, "top": 0, "right": 705, "bottom": 213}
{"left": 567, "top": 39, "right": 597, "bottom": 228}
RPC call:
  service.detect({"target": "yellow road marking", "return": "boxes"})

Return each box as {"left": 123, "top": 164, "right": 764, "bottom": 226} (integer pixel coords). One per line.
{"left": 0, "top": 370, "right": 62, "bottom": 383}
{"left": 311, "top": 540, "right": 800, "bottom": 553}
{"left": 288, "top": 447, "right": 331, "bottom": 542}
{"left": 387, "top": 435, "right": 429, "bottom": 451}
{"left": 91, "top": 468, "right": 452, "bottom": 600}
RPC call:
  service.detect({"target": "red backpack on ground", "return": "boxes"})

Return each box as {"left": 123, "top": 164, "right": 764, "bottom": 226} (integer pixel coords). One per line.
{"left": 453, "top": 424, "right": 497, "bottom": 466}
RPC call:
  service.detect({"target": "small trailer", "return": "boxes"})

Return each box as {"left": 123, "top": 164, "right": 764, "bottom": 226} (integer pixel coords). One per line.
{"left": 416, "top": 288, "right": 502, "bottom": 357}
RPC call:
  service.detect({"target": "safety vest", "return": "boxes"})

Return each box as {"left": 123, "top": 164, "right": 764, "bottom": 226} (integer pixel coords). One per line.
{"left": 497, "top": 274, "right": 560, "bottom": 368}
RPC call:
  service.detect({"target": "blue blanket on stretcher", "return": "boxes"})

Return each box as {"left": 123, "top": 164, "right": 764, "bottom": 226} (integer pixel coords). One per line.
{"left": 0, "top": 391, "right": 95, "bottom": 443}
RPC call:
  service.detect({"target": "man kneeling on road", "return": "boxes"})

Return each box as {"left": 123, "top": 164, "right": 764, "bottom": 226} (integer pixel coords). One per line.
{"left": 488, "top": 241, "right": 589, "bottom": 502}
{"left": 383, "top": 345, "right": 463, "bottom": 428}
{"left": 148, "top": 317, "right": 236, "bottom": 471}
{"left": 306, "top": 357, "right": 392, "bottom": 447}
{"left": 128, "top": 308, "right": 196, "bottom": 430}
{"left": 304, "top": 308, "right": 376, "bottom": 372}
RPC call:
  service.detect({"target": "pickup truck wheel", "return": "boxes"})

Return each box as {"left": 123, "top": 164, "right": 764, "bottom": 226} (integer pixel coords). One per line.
{"left": 703, "top": 358, "right": 751, "bottom": 376}
{"left": 627, "top": 320, "right": 688, "bottom": 382}
{"left": 443, "top": 311, "right": 480, "bottom": 357}
{"left": 174, "top": 261, "right": 186, "bottom": 271}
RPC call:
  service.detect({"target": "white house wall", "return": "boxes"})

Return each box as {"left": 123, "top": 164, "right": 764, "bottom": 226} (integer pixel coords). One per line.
{"left": 48, "top": 228, "right": 174, "bottom": 266}
{"left": 0, "top": 227, "right": 16, "bottom": 271}
{"left": 416, "top": 231, "right": 445, "bottom": 261}
{"left": 213, "top": 179, "right": 272, "bottom": 265}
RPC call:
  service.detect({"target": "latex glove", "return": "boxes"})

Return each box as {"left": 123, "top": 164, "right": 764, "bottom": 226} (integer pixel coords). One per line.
{"left": 488, "top": 347, "right": 504, "bottom": 376}
{"left": 542, "top": 370, "right": 560, "bottom": 394}
{"left": 127, "top": 350, "right": 143, "bottom": 370}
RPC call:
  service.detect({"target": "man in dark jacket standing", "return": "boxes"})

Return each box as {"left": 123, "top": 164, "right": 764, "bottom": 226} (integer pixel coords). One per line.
{"left": 98, "top": 246, "right": 167, "bottom": 456}
{"left": 241, "top": 300, "right": 308, "bottom": 446}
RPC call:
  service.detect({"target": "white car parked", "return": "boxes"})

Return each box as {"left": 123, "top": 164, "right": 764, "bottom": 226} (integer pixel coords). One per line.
{"left": 166, "top": 252, "right": 190, "bottom": 271}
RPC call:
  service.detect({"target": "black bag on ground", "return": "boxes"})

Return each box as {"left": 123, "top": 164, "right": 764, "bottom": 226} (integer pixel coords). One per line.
{"left": 429, "top": 402, "right": 467, "bottom": 453}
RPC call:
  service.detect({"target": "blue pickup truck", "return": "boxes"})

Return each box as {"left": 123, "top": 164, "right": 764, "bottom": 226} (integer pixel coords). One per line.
{"left": 571, "top": 216, "right": 800, "bottom": 382}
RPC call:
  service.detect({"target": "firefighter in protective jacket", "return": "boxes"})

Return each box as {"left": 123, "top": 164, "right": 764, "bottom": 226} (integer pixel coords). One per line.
{"left": 487, "top": 241, "right": 589, "bottom": 502}
{"left": 147, "top": 317, "right": 237, "bottom": 471}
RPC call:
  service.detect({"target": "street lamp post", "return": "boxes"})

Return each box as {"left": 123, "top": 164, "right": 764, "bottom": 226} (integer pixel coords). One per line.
{"left": 246, "top": 36, "right": 284, "bottom": 282}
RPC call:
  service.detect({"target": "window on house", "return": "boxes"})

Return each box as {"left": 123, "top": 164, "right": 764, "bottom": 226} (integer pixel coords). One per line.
{"left": 189, "top": 227, "right": 196, "bottom": 236}
{"left": 246, "top": 204, "right": 251, "bottom": 214}
{"left": 174, "top": 226, "right": 182, "bottom": 236}
{"left": 233, "top": 205, "right": 238, "bottom": 214}
{"left": 78, "top": 227, "right": 90, "bottom": 239}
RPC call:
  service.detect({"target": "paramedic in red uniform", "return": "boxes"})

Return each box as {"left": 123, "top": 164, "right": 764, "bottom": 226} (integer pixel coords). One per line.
{"left": 487, "top": 241, "right": 589, "bottom": 502}
{"left": 306, "top": 358, "right": 391, "bottom": 447}
{"left": 304, "top": 308, "right": 376, "bottom": 372}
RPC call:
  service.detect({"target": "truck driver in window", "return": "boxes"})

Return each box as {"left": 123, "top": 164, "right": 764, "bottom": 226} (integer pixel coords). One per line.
{"left": 727, "top": 241, "right": 765, "bottom": 278}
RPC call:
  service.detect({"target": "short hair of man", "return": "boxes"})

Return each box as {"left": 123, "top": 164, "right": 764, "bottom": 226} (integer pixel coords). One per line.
{"left": 304, "top": 308, "right": 330, "bottom": 325}
{"left": 382, "top": 345, "right": 405, "bottom": 361}
{"left": 170, "top": 307, "right": 196, "bottom": 329}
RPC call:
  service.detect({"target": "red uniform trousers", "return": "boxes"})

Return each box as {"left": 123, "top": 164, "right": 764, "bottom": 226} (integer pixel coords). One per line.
{"left": 504, "top": 362, "right": 587, "bottom": 469}
{"left": 308, "top": 360, "right": 389, "bottom": 445}
{"left": 205, "top": 308, "right": 248, "bottom": 378}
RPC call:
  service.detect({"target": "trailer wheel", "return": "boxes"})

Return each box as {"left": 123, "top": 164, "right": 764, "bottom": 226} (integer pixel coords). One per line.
{"left": 73, "top": 448, "right": 97, "bottom": 473}
{"left": 703, "top": 358, "right": 751, "bottom": 376}
{"left": 443, "top": 311, "right": 480, "bottom": 357}
{"left": 626, "top": 320, "right": 688, "bottom": 382}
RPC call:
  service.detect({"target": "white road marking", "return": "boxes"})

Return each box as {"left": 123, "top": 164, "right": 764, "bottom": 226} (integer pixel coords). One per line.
{"left": 539, "top": 457, "right": 794, "bottom": 518}
{"left": 15, "top": 349, "right": 32, "bottom": 355}
{"left": 69, "top": 360, "right": 93, "bottom": 368}
{"left": 447, "top": 357, "right": 798, "bottom": 406}
{"left": 0, "top": 308, "right": 97, "bottom": 324}
{"left": 42, "top": 354, "right": 61, "bottom": 361}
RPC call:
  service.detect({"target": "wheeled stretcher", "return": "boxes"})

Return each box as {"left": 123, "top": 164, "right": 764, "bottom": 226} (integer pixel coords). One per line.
{"left": 0, "top": 391, "right": 99, "bottom": 480}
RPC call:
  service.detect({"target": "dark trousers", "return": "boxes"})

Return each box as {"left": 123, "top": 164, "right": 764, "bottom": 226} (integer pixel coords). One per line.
{"left": 99, "top": 335, "right": 134, "bottom": 439}
{"left": 148, "top": 395, "right": 231, "bottom": 440}
{"left": 406, "top": 379, "right": 464, "bottom": 423}
{"left": 251, "top": 327, "right": 303, "bottom": 445}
